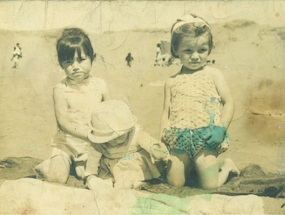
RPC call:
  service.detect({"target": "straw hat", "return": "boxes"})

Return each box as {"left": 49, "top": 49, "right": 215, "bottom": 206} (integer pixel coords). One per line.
{"left": 88, "top": 100, "right": 136, "bottom": 144}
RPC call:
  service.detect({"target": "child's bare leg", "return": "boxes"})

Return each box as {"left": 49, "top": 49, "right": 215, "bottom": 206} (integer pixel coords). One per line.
{"left": 35, "top": 159, "right": 51, "bottom": 178}
{"left": 218, "top": 158, "right": 240, "bottom": 185}
{"left": 74, "top": 161, "right": 87, "bottom": 180}
{"left": 194, "top": 149, "right": 239, "bottom": 189}
{"left": 47, "top": 155, "right": 70, "bottom": 183}
{"left": 194, "top": 149, "right": 219, "bottom": 189}
{"left": 167, "top": 152, "right": 192, "bottom": 188}
{"left": 34, "top": 155, "right": 70, "bottom": 183}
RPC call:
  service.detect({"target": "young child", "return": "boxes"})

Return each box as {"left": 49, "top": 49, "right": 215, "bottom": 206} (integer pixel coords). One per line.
{"left": 35, "top": 28, "right": 111, "bottom": 185}
{"left": 86, "top": 100, "right": 169, "bottom": 189}
{"left": 160, "top": 14, "right": 239, "bottom": 189}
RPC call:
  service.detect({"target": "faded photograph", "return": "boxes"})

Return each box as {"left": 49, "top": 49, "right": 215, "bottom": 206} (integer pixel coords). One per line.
{"left": 0, "top": 0, "right": 284, "bottom": 214}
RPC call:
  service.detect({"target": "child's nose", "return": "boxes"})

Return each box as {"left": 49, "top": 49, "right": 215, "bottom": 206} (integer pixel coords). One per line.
{"left": 71, "top": 60, "right": 80, "bottom": 69}
{"left": 190, "top": 52, "right": 199, "bottom": 61}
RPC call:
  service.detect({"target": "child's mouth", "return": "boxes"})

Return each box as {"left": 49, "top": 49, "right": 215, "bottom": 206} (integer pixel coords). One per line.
{"left": 73, "top": 72, "right": 84, "bottom": 76}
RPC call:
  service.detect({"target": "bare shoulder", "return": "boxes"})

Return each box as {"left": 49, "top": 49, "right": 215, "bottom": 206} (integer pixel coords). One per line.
{"left": 165, "top": 77, "right": 172, "bottom": 84}
{"left": 53, "top": 80, "right": 66, "bottom": 95}
{"left": 165, "top": 77, "right": 174, "bottom": 88}
{"left": 206, "top": 66, "right": 223, "bottom": 77}
{"left": 205, "top": 66, "right": 225, "bottom": 82}
{"left": 165, "top": 71, "right": 180, "bottom": 87}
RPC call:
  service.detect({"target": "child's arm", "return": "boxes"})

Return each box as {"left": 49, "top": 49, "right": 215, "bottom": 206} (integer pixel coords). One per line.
{"left": 137, "top": 130, "right": 169, "bottom": 161}
{"left": 102, "top": 82, "right": 111, "bottom": 101}
{"left": 53, "top": 88, "right": 90, "bottom": 142}
{"left": 206, "top": 69, "right": 234, "bottom": 148}
{"left": 160, "top": 79, "right": 172, "bottom": 139}
{"left": 210, "top": 69, "right": 235, "bottom": 129}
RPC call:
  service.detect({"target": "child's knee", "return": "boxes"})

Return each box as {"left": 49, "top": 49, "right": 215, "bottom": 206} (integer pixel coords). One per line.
{"left": 46, "top": 171, "right": 69, "bottom": 184}
{"left": 195, "top": 164, "right": 219, "bottom": 189}
{"left": 34, "top": 159, "right": 51, "bottom": 177}
{"left": 167, "top": 175, "right": 185, "bottom": 188}
{"left": 47, "top": 155, "right": 71, "bottom": 184}
{"left": 166, "top": 155, "right": 189, "bottom": 187}
{"left": 200, "top": 181, "right": 217, "bottom": 189}
{"left": 194, "top": 150, "right": 217, "bottom": 168}
{"left": 75, "top": 164, "right": 86, "bottom": 179}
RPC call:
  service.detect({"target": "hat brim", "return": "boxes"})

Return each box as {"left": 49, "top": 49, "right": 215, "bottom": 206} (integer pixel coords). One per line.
{"left": 88, "top": 128, "right": 132, "bottom": 144}
{"left": 88, "top": 118, "right": 136, "bottom": 144}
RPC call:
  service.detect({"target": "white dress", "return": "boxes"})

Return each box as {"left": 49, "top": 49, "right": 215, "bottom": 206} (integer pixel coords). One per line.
{"left": 51, "top": 77, "right": 108, "bottom": 166}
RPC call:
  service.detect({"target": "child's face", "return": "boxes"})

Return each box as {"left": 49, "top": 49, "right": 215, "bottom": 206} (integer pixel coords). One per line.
{"left": 175, "top": 35, "right": 210, "bottom": 71}
{"left": 62, "top": 50, "right": 92, "bottom": 82}
{"left": 108, "top": 133, "right": 129, "bottom": 146}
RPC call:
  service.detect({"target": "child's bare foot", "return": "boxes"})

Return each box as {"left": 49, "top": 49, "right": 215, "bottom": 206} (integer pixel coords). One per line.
{"left": 224, "top": 158, "right": 240, "bottom": 176}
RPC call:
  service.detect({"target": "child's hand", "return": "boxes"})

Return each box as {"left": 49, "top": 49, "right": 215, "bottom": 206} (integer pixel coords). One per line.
{"left": 205, "top": 126, "right": 226, "bottom": 149}
{"left": 149, "top": 142, "right": 170, "bottom": 161}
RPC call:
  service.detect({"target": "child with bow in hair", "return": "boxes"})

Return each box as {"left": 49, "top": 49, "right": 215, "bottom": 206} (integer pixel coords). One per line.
{"left": 160, "top": 14, "right": 239, "bottom": 189}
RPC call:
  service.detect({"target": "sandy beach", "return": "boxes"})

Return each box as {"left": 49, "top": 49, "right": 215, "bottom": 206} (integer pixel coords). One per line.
{"left": 0, "top": 19, "right": 285, "bottom": 214}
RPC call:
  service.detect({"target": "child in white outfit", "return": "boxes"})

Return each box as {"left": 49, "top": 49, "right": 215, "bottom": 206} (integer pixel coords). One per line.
{"left": 86, "top": 100, "right": 169, "bottom": 189}
{"left": 160, "top": 14, "right": 239, "bottom": 189}
{"left": 35, "top": 28, "right": 111, "bottom": 185}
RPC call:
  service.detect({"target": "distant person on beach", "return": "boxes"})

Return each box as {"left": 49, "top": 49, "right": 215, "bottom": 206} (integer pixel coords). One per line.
{"left": 35, "top": 28, "right": 112, "bottom": 190}
{"left": 154, "top": 43, "right": 162, "bottom": 66}
{"left": 86, "top": 100, "right": 169, "bottom": 189}
{"left": 160, "top": 14, "right": 239, "bottom": 189}
{"left": 125, "top": 52, "right": 134, "bottom": 67}
{"left": 11, "top": 43, "right": 22, "bottom": 69}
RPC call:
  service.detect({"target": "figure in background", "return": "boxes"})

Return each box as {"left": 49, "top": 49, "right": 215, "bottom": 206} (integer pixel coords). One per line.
{"left": 154, "top": 43, "right": 162, "bottom": 66}
{"left": 11, "top": 43, "right": 22, "bottom": 69}
{"left": 125, "top": 52, "right": 134, "bottom": 67}
{"left": 160, "top": 14, "right": 239, "bottom": 189}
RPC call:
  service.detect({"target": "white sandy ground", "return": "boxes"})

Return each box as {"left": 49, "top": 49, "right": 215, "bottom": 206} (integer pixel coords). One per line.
{"left": 0, "top": 179, "right": 266, "bottom": 214}
{"left": 0, "top": 20, "right": 285, "bottom": 214}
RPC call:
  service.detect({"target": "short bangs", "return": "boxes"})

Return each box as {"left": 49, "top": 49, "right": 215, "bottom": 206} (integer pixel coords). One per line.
{"left": 57, "top": 35, "right": 94, "bottom": 68}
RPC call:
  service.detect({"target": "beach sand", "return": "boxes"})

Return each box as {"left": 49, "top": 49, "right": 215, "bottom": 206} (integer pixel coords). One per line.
{"left": 0, "top": 20, "right": 284, "bottom": 214}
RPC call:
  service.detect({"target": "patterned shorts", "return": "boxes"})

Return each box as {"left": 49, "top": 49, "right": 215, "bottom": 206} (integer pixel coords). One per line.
{"left": 162, "top": 127, "right": 229, "bottom": 159}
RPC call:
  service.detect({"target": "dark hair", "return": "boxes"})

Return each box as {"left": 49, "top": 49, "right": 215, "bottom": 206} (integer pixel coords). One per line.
{"left": 170, "top": 15, "right": 213, "bottom": 58}
{"left": 56, "top": 28, "right": 95, "bottom": 68}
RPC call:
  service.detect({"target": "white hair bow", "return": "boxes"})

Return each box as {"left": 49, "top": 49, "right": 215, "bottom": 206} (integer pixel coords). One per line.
{"left": 172, "top": 14, "right": 210, "bottom": 34}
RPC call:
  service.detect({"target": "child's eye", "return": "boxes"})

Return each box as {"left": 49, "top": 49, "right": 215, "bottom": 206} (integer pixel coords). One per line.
{"left": 77, "top": 57, "right": 87, "bottom": 62}
{"left": 184, "top": 50, "right": 193, "bottom": 54}
{"left": 63, "top": 60, "right": 73, "bottom": 66}
{"left": 198, "top": 48, "right": 208, "bottom": 53}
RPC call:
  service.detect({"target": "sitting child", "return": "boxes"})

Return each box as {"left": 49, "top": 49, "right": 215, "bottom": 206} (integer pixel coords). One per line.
{"left": 34, "top": 28, "right": 111, "bottom": 186}
{"left": 86, "top": 100, "right": 169, "bottom": 190}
